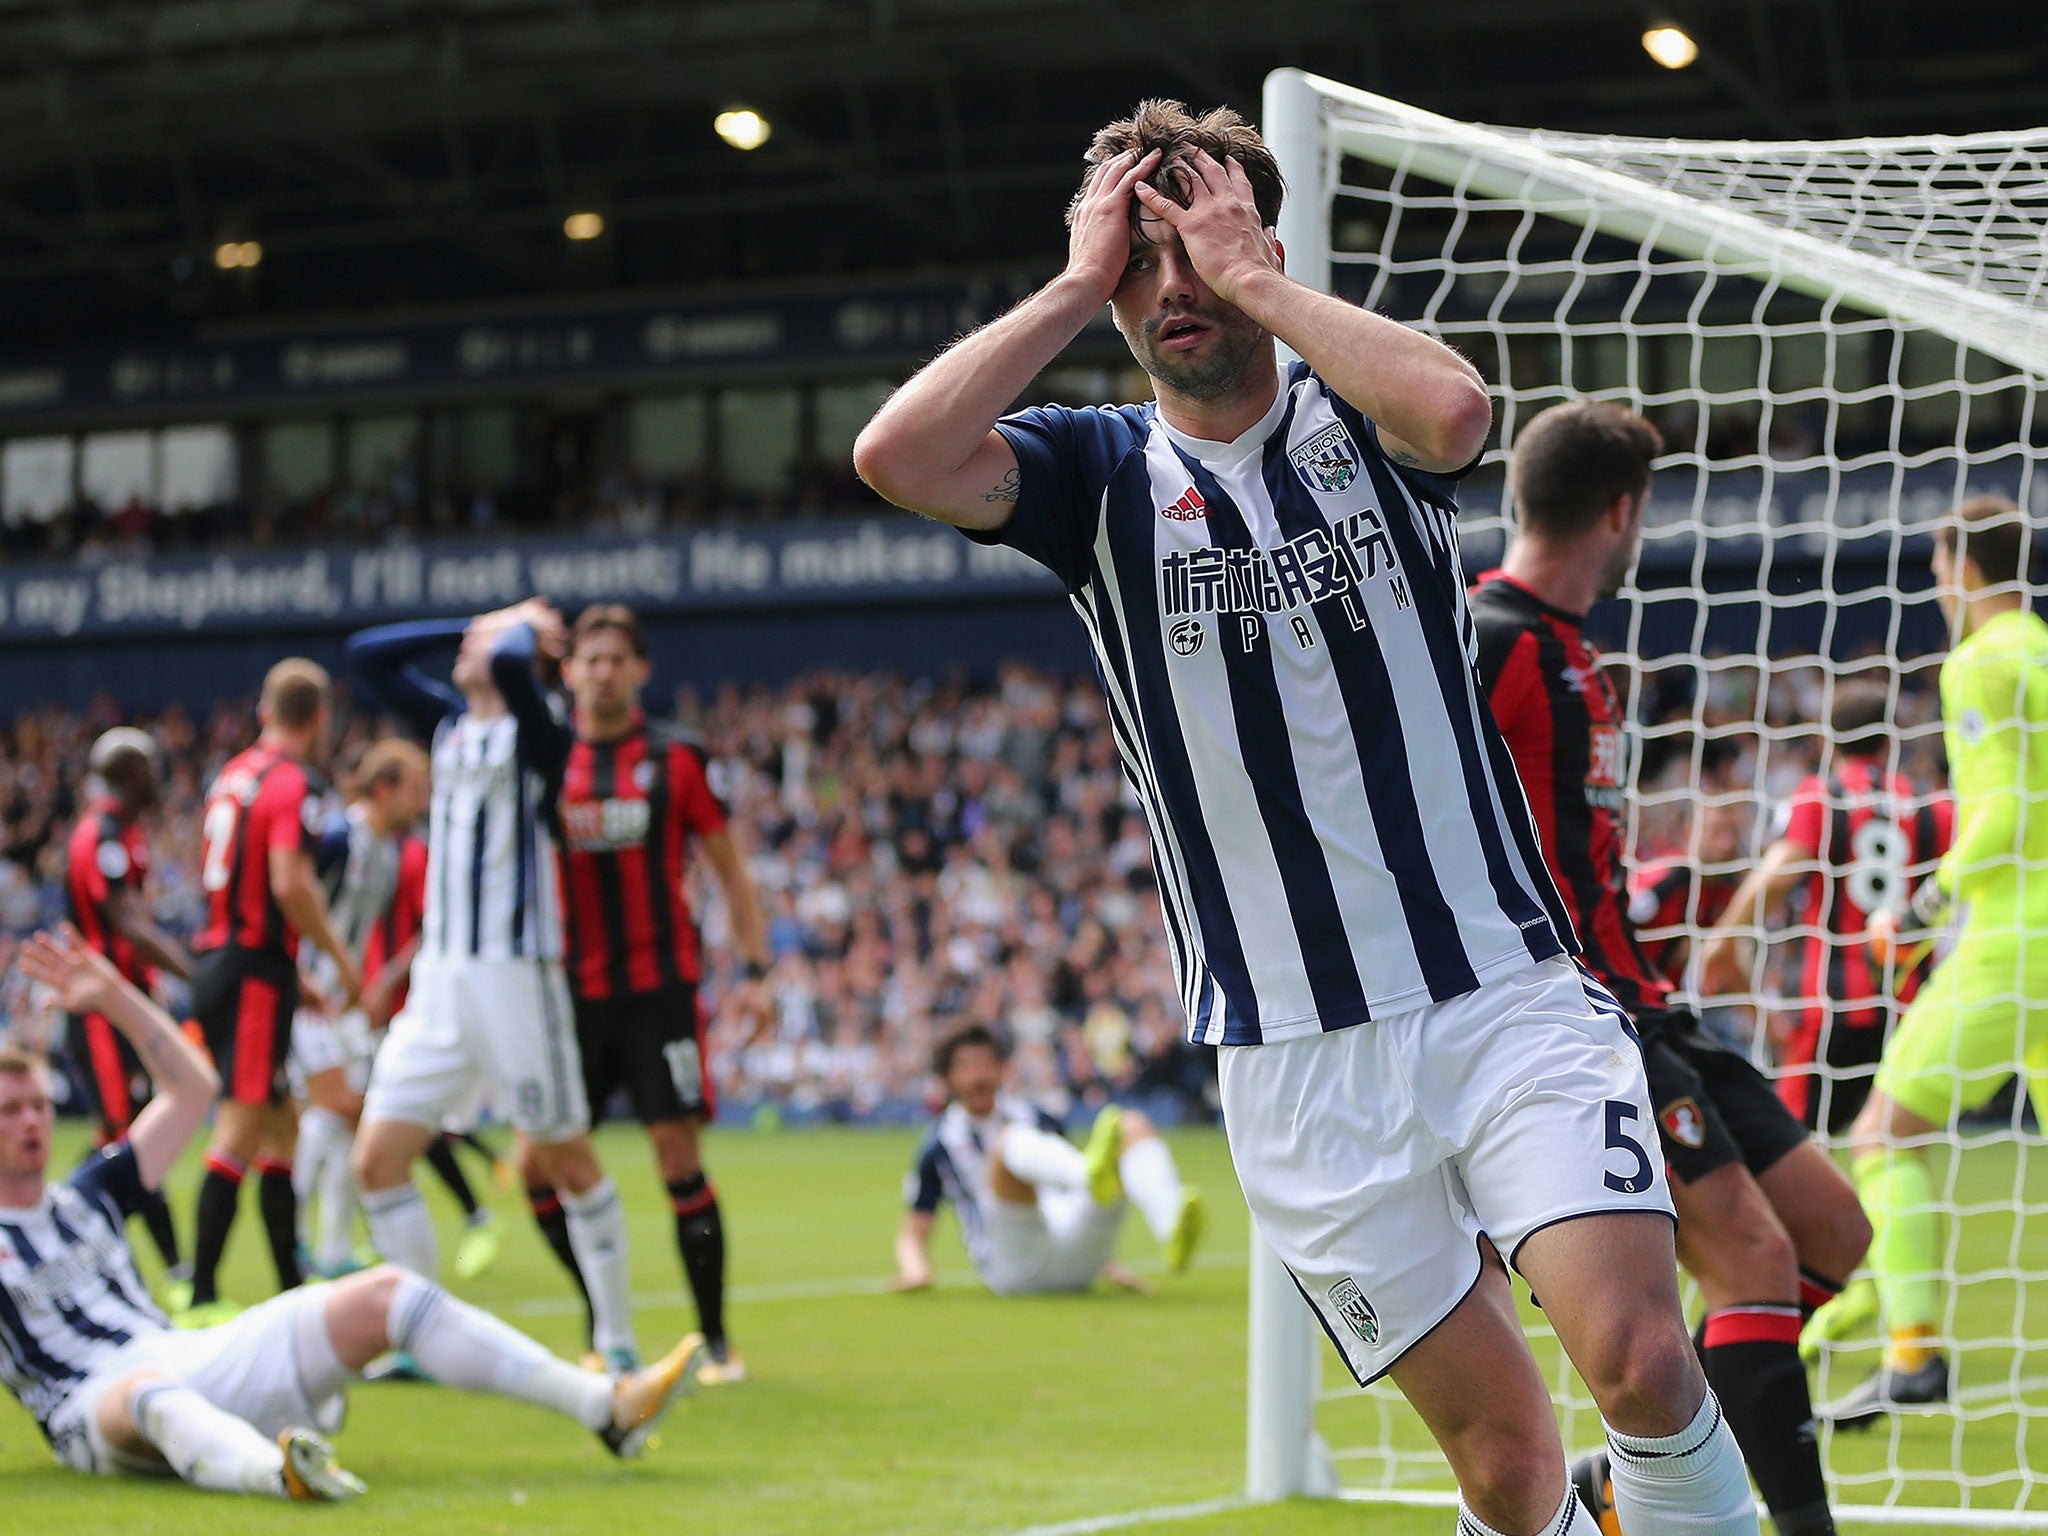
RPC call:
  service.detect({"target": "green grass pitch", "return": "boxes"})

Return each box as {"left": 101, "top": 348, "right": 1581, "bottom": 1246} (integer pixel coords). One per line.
{"left": 4, "top": 1121, "right": 2046, "bottom": 1533}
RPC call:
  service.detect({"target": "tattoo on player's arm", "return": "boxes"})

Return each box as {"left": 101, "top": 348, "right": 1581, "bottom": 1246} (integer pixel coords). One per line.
{"left": 1387, "top": 444, "right": 1423, "bottom": 467}
{"left": 981, "top": 468, "right": 1021, "bottom": 504}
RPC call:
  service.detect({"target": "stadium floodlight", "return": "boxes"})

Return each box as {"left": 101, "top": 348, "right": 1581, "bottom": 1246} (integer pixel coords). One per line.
{"left": 1641, "top": 23, "right": 1700, "bottom": 69}
{"left": 714, "top": 108, "right": 771, "bottom": 150}
{"left": 1251, "top": 64, "right": 2048, "bottom": 1526}
{"left": 564, "top": 211, "right": 606, "bottom": 241}
{"left": 213, "top": 240, "right": 262, "bottom": 270}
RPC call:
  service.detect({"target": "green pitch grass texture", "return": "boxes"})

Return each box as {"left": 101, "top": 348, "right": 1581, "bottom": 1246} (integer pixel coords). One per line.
{"left": 3, "top": 1123, "right": 2044, "bottom": 1534}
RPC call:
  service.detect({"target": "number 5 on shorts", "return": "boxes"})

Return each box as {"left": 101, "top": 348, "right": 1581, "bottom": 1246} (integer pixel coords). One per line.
{"left": 1603, "top": 1101, "right": 1654, "bottom": 1194}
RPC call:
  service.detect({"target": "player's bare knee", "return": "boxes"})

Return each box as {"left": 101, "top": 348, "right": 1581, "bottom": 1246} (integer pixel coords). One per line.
{"left": 1118, "top": 1108, "right": 1158, "bottom": 1147}
{"left": 1450, "top": 1434, "right": 1564, "bottom": 1525}
{"left": 1583, "top": 1321, "right": 1703, "bottom": 1434}
{"left": 352, "top": 1132, "right": 409, "bottom": 1193}
{"left": 648, "top": 1119, "right": 701, "bottom": 1183}
{"left": 534, "top": 1133, "right": 603, "bottom": 1193}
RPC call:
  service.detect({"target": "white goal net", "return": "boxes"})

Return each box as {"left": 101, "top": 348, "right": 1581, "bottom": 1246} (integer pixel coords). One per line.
{"left": 1249, "top": 67, "right": 2048, "bottom": 1527}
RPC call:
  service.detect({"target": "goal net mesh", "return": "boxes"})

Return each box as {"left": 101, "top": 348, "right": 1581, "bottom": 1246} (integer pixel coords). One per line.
{"left": 1257, "top": 68, "right": 2048, "bottom": 1526}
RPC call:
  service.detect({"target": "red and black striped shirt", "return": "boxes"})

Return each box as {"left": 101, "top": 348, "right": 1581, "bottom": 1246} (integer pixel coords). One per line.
{"left": 362, "top": 834, "right": 428, "bottom": 1010}
{"left": 1776, "top": 758, "right": 1952, "bottom": 1032}
{"left": 195, "top": 743, "right": 321, "bottom": 958}
{"left": 558, "top": 717, "right": 728, "bottom": 1000}
{"left": 66, "top": 796, "right": 153, "bottom": 989}
{"left": 1471, "top": 570, "right": 1671, "bottom": 1017}
{"left": 1627, "top": 856, "right": 1740, "bottom": 990}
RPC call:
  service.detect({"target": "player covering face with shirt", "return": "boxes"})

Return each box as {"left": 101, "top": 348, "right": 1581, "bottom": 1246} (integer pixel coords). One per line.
{"left": 855, "top": 98, "right": 1756, "bottom": 1536}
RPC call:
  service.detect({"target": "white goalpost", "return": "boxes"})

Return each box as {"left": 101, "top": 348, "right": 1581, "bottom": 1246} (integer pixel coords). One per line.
{"left": 1249, "top": 67, "right": 2048, "bottom": 1527}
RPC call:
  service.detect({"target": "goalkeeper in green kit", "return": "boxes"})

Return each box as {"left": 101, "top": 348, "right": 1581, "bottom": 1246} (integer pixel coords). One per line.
{"left": 1816, "top": 494, "right": 2048, "bottom": 1426}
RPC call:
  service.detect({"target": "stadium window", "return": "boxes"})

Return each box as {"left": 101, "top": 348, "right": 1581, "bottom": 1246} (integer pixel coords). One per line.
{"left": 1, "top": 436, "right": 76, "bottom": 523}
{"left": 626, "top": 393, "right": 708, "bottom": 478}
{"left": 80, "top": 430, "right": 155, "bottom": 511}
{"left": 812, "top": 381, "right": 894, "bottom": 464}
{"left": 717, "top": 386, "right": 800, "bottom": 499}
{"left": 262, "top": 420, "right": 337, "bottom": 499}
{"left": 347, "top": 414, "right": 419, "bottom": 491}
{"left": 160, "top": 425, "right": 238, "bottom": 512}
{"left": 457, "top": 408, "right": 518, "bottom": 487}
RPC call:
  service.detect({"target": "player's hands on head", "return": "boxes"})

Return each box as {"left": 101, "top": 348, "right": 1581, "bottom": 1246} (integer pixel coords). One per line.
{"left": 1132, "top": 149, "right": 1281, "bottom": 307}
{"left": 17, "top": 923, "right": 122, "bottom": 1016}
{"left": 1064, "top": 148, "right": 1162, "bottom": 305}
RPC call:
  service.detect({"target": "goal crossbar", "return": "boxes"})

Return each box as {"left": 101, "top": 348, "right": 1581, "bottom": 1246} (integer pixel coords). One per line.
{"left": 1264, "top": 68, "right": 2048, "bottom": 380}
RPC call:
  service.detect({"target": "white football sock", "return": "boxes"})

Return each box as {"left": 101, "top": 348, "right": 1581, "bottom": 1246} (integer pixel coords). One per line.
{"left": 292, "top": 1111, "right": 329, "bottom": 1250}
{"left": 131, "top": 1381, "right": 288, "bottom": 1497}
{"left": 316, "top": 1134, "right": 361, "bottom": 1270}
{"left": 1118, "top": 1136, "right": 1184, "bottom": 1238}
{"left": 360, "top": 1182, "right": 438, "bottom": 1278}
{"left": 1456, "top": 1484, "right": 1585, "bottom": 1536}
{"left": 997, "top": 1124, "right": 1088, "bottom": 1191}
{"left": 562, "top": 1177, "right": 637, "bottom": 1358}
{"left": 296, "top": 1107, "right": 358, "bottom": 1269}
{"left": 386, "top": 1270, "right": 612, "bottom": 1430}
{"left": 1606, "top": 1393, "right": 1759, "bottom": 1536}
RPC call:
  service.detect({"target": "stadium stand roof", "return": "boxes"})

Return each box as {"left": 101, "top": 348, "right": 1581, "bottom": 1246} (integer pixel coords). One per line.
{"left": 0, "top": 0, "right": 2039, "bottom": 345}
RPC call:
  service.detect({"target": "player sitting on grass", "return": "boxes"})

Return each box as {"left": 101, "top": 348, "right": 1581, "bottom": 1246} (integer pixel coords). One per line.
{"left": 0, "top": 925, "right": 707, "bottom": 1501}
{"left": 1816, "top": 494, "right": 2048, "bottom": 1425}
{"left": 894, "top": 1024, "right": 1202, "bottom": 1296}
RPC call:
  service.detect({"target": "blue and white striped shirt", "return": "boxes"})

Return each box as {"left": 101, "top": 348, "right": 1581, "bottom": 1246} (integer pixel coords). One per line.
{"left": 347, "top": 619, "right": 570, "bottom": 963}
{"left": 975, "top": 362, "right": 1571, "bottom": 1046}
{"left": 0, "top": 1144, "right": 166, "bottom": 1433}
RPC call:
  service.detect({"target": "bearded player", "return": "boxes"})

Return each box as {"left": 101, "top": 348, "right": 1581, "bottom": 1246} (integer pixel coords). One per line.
{"left": 526, "top": 603, "right": 771, "bottom": 1382}
{"left": 1471, "top": 399, "right": 1868, "bottom": 1536}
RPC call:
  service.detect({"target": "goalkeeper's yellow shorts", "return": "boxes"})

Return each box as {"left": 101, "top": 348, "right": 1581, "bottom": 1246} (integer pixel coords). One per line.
{"left": 1876, "top": 934, "right": 2048, "bottom": 1125}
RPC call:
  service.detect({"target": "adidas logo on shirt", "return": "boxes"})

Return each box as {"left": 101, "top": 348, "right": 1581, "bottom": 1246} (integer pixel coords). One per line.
{"left": 1161, "top": 487, "right": 1209, "bottom": 520}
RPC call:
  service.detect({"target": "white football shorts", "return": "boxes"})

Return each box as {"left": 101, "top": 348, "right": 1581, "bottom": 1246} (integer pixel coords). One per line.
{"left": 1219, "top": 954, "right": 1673, "bottom": 1386}
{"left": 286, "top": 1007, "right": 375, "bottom": 1098}
{"left": 980, "top": 1189, "right": 1126, "bottom": 1295}
{"left": 362, "top": 956, "right": 588, "bottom": 1143}
{"left": 50, "top": 1286, "right": 349, "bottom": 1477}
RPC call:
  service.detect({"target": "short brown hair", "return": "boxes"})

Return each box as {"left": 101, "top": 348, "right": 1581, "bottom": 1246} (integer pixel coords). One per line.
{"left": 261, "top": 658, "right": 331, "bottom": 730}
{"left": 357, "top": 737, "right": 428, "bottom": 795}
{"left": 933, "top": 1023, "right": 1007, "bottom": 1078}
{"left": 572, "top": 603, "right": 646, "bottom": 658}
{"left": 1509, "top": 400, "right": 1663, "bottom": 538}
{"left": 1936, "top": 495, "right": 2031, "bottom": 589}
{"left": 1074, "top": 99, "right": 1285, "bottom": 234}
{"left": 0, "top": 1044, "right": 48, "bottom": 1082}
{"left": 1829, "top": 678, "right": 1895, "bottom": 760}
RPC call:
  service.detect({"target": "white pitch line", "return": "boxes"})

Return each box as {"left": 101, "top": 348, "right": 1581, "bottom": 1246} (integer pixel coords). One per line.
{"left": 504, "top": 1249, "right": 1250, "bottom": 1319}
{"left": 1000, "top": 1495, "right": 1250, "bottom": 1536}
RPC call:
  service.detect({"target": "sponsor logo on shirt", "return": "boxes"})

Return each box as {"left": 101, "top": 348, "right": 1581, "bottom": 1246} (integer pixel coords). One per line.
{"left": 562, "top": 798, "right": 652, "bottom": 851}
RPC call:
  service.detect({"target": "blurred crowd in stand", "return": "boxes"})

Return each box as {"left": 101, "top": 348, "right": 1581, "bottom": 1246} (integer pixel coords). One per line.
{"left": 0, "top": 653, "right": 1950, "bottom": 1129}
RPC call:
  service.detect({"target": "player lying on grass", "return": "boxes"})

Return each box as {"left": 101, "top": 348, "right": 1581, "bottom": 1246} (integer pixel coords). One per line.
{"left": 894, "top": 1024, "right": 1202, "bottom": 1295}
{"left": 1815, "top": 494, "right": 2048, "bottom": 1425}
{"left": 0, "top": 925, "right": 707, "bottom": 1501}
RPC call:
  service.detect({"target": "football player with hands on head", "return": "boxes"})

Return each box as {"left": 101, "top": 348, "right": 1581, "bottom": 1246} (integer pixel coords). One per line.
{"left": 858, "top": 99, "right": 1756, "bottom": 1536}
{"left": 348, "top": 598, "right": 645, "bottom": 1374}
